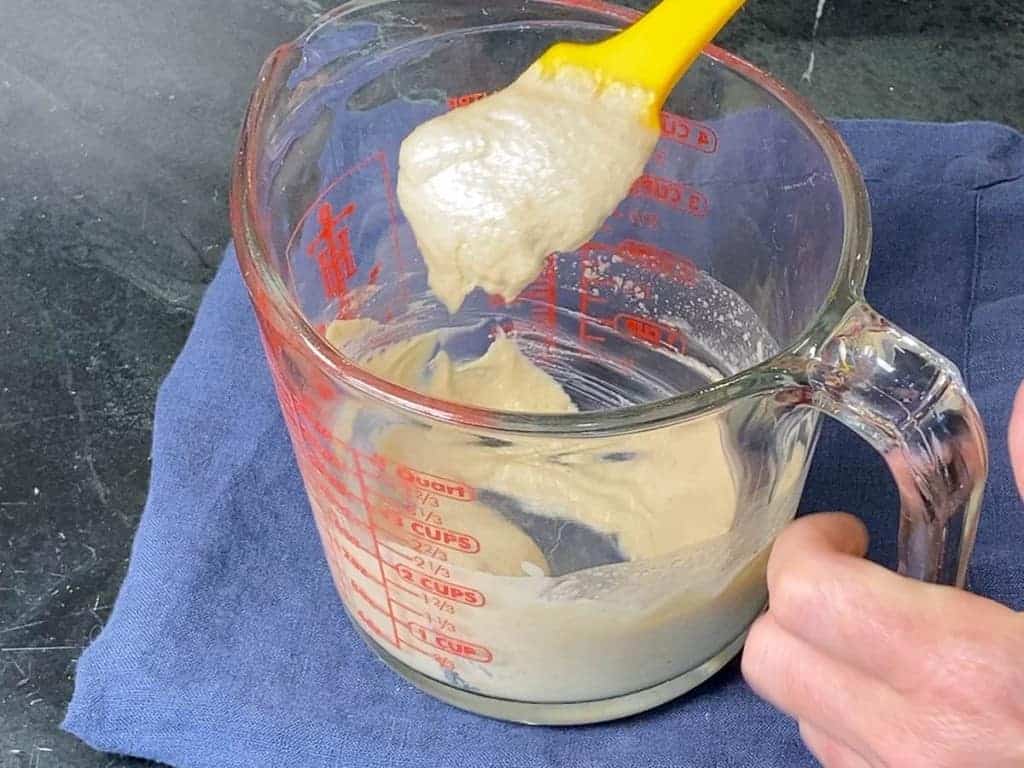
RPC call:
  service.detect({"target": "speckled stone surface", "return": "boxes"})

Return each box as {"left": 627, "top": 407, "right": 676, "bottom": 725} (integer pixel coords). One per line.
{"left": 1, "top": 0, "right": 1021, "bottom": 765}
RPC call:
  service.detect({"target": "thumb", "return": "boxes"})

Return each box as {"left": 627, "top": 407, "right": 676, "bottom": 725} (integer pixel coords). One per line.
{"left": 1011, "top": 381, "right": 1024, "bottom": 501}
{"left": 766, "top": 512, "right": 869, "bottom": 590}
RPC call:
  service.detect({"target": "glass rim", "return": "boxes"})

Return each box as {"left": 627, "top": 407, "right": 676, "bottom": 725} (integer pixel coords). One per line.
{"left": 230, "top": 0, "right": 873, "bottom": 436}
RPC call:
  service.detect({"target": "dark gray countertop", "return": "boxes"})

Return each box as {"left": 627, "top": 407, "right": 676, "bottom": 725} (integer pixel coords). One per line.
{"left": 1, "top": 0, "right": 1022, "bottom": 765}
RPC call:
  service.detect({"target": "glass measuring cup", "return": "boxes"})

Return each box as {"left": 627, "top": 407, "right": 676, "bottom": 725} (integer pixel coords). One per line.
{"left": 230, "top": 0, "right": 988, "bottom": 725}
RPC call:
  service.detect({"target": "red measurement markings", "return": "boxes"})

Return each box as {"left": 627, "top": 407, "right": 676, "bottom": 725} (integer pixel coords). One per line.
{"left": 582, "top": 239, "right": 697, "bottom": 288}
{"left": 363, "top": 482, "right": 417, "bottom": 517}
{"left": 284, "top": 150, "right": 406, "bottom": 316}
{"left": 340, "top": 509, "right": 449, "bottom": 576}
{"left": 339, "top": 545, "right": 384, "bottom": 587}
{"left": 326, "top": 513, "right": 385, "bottom": 565}
{"left": 408, "top": 539, "right": 449, "bottom": 561}
{"left": 376, "top": 534, "right": 414, "bottom": 557}
{"left": 348, "top": 448, "right": 402, "bottom": 646}
{"left": 283, "top": 386, "right": 316, "bottom": 419}
{"left": 393, "top": 626, "right": 458, "bottom": 670}
{"left": 390, "top": 563, "right": 486, "bottom": 607}
{"left": 407, "top": 519, "right": 480, "bottom": 553}
{"left": 289, "top": 404, "right": 413, "bottom": 508}
{"left": 659, "top": 113, "right": 719, "bottom": 154}
{"left": 428, "top": 615, "right": 457, "bottom": 633}
{"left": 377, "top": 506, "right": 480, "bottom": 554}
{"left": 575, "top": 240, "right": 696, "bottom": 353}
{"left": 322, "top": 504, "right": 360, "bottom": 546}
{"left": 614, "top": 314, "right": 687, "bottom": 354}
{"left": 323, "top": 494, "right": 369, "bottom": 532}
{"left": 396, "top": 466, "right": 475, "bottom": 501}
{"left": 373, "top": 521, "right": 454, "bottom": 573}
{"left": 447, "top": 90, "right": 491, "bottom": 110}
{"left": 314, "top": 483, "right": 458, "bottom": 598}
{"left": 287, "top": 398, "right": 343, "bottom": 463}
{"left": 293, "top": 401, "right": 335, "bottom": 441}
{"left": 289, "top": 390, "right": 342, "bottom": 439}
{"left": 309, "top": 474, "right": 374, "bottom": 533}
{"left": 356, "top": 450, "right": 390, "bottom": 481}
{"left": 324, "top": 557, "right": 353, "bottom": 603}
{"left": 373, "top": 488, "right": 443, "bottom": 524}
{"left": 602, "top": 208, "right": 661, "bottom": 232}
{"left": 371, "top": 495, "right": 427, "bottom": 527}
{"left": 262, "top": 322, "right": 336, "bottom": 404}
{"left": 304, "top": 452, "right": 362, "bottom": 507}
{"left": 389, "top": 595, "right": 429, "bottom": 619}
{"left": 383, "top": 547, "right": 451, "bottom": 579}
{"left": 356, "top": 609, "right": 396, "bottom": 648}
{"left": 299, "top": 424, "right": 353, "bottom": 478}
{"left": 378, "top": 531, "right": 444, "bottom": 566}
{"left": 619, "top": 239, "right": 697, "bottom": 286}
{"left": 577, "top": 249, "right": 612, "bottom": 347}
{"left": 269, "top": 368, "right": 299, "bottom": 422}
{"left": 296, "top": 417, "right": 399, "bottom": 495}
{"left": 423, "top": 560, "right": 452, "bottom": 579}
{"left": 383, "top": 575, "right": 423, "bottom": 601}
{"left": 349, "top": 576, "right": 391, "bottom": 618}
{"left": 307, "top": 201, "right": 357, "bottom": 300}
{"left": 413, "top": 506, "right": 444, "bottom": 526}
{"left": 318, "top": 520, "right": 353, "bottom": 595}
{"left": 421, "top": 594, "right": 456, "bottom": 614}
{"left": 415, "top": 484, "right": 441, "bottom": 505}
{"left": 630, "top": 174, "right": 709, "bottom": 217}
{"left": 432, "top": 654, "right": 457, "bottom": 670}
{"left": 408, "top": 622, "right": 493, "bottom": 663}
{"left": 519, "top": 256, "right": 559, "bottom": 337}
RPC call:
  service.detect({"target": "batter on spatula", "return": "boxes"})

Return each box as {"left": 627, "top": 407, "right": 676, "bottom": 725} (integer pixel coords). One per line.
{"left": 396, "top": 66, "right": 658, "bottom": 313}
{"left": 396, "top": 0, "right": 745, "bottom": 312}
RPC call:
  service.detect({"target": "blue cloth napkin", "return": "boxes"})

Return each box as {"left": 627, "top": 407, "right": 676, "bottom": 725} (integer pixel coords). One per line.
{"left": 64, "top": 120, "right": 1024, "bottom": 768}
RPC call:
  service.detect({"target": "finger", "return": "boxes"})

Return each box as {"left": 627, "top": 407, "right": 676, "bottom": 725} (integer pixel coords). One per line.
{"left": 765, "top": 512, "right": 986, "bottom": 688}
{"left": 1010, "top": 380, "right": 1024, "bottom": 501}
{"left": 799, "top": 721, "right": 874, "bottom": 768}
{"left": 742, "top": 611, "right": 899, "bottom": 757}
{"left": 767, "top": 512, "right": 870, "bottom": 574}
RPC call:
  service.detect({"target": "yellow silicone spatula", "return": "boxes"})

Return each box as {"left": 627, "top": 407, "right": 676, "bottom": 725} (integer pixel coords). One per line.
{"left": 536, "top": 0, "right": 746, "bottom": 126}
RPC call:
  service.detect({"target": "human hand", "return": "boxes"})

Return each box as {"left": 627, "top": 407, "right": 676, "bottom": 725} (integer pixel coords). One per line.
{"left": 741, "top": 382, "right": 1024, "bottom": 767}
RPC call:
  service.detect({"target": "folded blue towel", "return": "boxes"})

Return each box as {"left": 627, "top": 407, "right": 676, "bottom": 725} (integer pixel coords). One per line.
{"left": 64, "top": 120, "right": 1024, "bottom": 768}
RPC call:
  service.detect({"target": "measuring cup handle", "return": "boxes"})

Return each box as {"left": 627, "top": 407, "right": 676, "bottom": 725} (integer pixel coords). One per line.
{"left": 804, "top": 301, "right": 988, "bottom": 586}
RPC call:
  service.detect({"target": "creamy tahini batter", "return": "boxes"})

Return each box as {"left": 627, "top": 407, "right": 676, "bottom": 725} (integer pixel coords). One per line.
{"left": 316, "top": 321, "right": 790, "bottom": 702}
{"left": 313, "top": 64, "right": 789, "bottom": 702}
{"left": 397, "top": 63, "right": 660, "bottom": 313}
{"left": 326, "top": 321, "right": 736, "bottom": 564}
